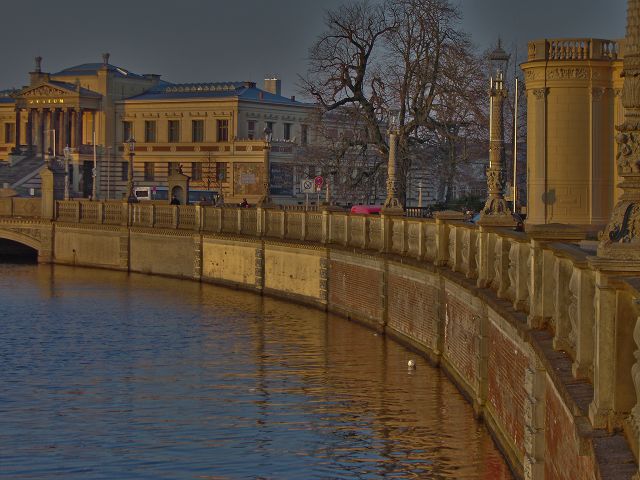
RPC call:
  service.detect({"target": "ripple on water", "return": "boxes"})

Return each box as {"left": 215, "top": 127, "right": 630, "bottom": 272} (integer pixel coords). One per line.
{"left": 0, "top": 264, "right": 513, "bottom": 479}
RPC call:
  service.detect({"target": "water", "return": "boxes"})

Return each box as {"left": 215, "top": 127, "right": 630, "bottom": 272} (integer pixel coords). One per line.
{"left": 0, "top": 263, "right": 513, "bottom": 479}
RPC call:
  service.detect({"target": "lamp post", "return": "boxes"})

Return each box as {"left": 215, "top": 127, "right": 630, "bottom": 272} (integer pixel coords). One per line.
{"left": 92, "top": 131, "right": 98, "bottom": 201}
{"left": 479, "top": 40, "right": 515, "bottom": 225}
{"left": 382, "top": 110, "right": 404, "bottom": 214}
{"left": 126, "top": 137, "right": 138, "bottom": 203}
{"left": 63, "top": 145, "right": 71, "bottom": 201}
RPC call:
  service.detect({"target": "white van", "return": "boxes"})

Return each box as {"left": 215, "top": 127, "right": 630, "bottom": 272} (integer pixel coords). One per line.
{"left": 134, "top": 187, "right": 168, "bottom": 201}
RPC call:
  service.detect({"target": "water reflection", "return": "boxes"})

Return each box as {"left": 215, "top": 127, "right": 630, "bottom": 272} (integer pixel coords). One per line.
{"left": 0, "top": 264, "right": 512, "bottom": 479}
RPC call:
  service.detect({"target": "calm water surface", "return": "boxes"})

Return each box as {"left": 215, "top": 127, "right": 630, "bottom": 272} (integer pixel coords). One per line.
{"left": 0, "top": 263, "right": 513, "bottom": 479}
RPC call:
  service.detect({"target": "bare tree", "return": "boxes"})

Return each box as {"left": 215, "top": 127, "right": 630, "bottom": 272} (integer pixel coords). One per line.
{"left": 300, "top": 0, "right": 484, "bottom": 203}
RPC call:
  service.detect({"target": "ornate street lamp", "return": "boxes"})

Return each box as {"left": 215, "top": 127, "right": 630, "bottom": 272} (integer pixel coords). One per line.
{"left": 126, "top": 137, "right": 138, "bottom": 203}
{"left": 382, "top": 110, "right": 403, "bottom": 214}
{"left": 479, "top": 40, "right": 515, "bottom": 225}
{"left": 63, "top": 145, "right": 71, "bottom": 201}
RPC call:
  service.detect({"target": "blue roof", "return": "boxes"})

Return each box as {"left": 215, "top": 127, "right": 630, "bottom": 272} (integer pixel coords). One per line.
{"left": 48, "top": 80, "right": 101, "bottom": 97}
{"left": 125, "top": 81, "right": 309, "bottom": 106}
{"left": 0, "top": 89, "right": 17, "bottom": 104}
{"left": 53, "top": 63, "right": 148, "bottom": 80}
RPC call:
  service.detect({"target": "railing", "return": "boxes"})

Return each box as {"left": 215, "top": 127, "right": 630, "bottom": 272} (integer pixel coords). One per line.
{"left": 0, "top": 197, "right": 42, "bottom": 218}
{"left": 527, "top": 38, "right": 620, "bottom": 61}
{"left": 4, "top": 198, "right": 640, "bottom": 460}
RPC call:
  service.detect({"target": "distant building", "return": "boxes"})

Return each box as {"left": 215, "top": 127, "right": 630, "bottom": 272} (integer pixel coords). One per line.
{"left": 0, "top": 56, "right": 315, "bottom": 204}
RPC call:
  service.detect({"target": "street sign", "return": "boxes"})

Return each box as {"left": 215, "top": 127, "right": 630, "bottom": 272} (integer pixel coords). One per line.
{"left": 314, "top": 175, "right": 324, "bottom": 188}
{"left": 301, "top": 178, "right": 315, "bottom": 193}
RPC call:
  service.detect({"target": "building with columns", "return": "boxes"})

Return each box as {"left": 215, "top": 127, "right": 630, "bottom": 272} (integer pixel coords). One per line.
{"left": 522, "top": 38, "right": 624, "bottom": 230}
{"left": 0, "top": 56, "right": 315, "bottom": 204}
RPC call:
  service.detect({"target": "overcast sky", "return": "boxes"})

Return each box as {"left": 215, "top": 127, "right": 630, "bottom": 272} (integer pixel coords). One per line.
{"left": 0, "top": 0, "right": 626, "bottom": 97}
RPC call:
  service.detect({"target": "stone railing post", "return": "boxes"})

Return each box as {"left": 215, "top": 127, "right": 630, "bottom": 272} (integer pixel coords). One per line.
{"left": 256, "top": 207, "right": 265, "bottom": 236}
{"left": 572, "top": 267, "right": 596, "bottom": 380}
{"left": 495, "top": 235, "right": 511, "bottom": 298}
{"left": 434, "top": 211, "right": 465, "bottom": 266}
{"left": 344, "top": 215, "right": 351, "bottom": 247}
{"left": 416, "top": 220, "right": 426, "bottom": 260}
{"left": 237, "top": 208, "right": 243, "bottom": 234}
{"left": 149, "top": 204, "right": 155, "bottom": 228}
{"left": 301, "top": 211, "right": 307, "bottom": 241}
{"left": 510, "top": 240, "right": 531, "bottom": 312}
{"left": 172, "top": 205, "right": 179, "bottom": 229}
{"left": 477, "top": 227, "right": 492, "bottom": 288}
{"left": 380, "top": 214, "right": 392, "bottom": 253}
{"left": 194, "top": 205, "right": 202, "bottom": 232}
{"left": 321, "top": 209, "right": 331, "bottom": 245}
{"left": 552, "top": 257, "right": 573, "bottom": 352}
{"left": 122, "top": 202, "right": 130, "bottom": 227}
{"left": 75, "top": 201, "right": 81, "bottom": 223}
{"left": 362, "top": 217, "right": 370, "bottom": 250}
{"left": 97, "top": 202, "right": 104, "bottom": 224}
{"left": 588, "top": 267, "right": 619, "bottom": 429}
{"left": 280, "top": 210, "right": 286, "bottom": 239}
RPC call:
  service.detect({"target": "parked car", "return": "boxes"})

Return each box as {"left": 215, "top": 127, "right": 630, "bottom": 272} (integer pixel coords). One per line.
{"left": 350, "top": 205, "right": 382, "bottom": 215}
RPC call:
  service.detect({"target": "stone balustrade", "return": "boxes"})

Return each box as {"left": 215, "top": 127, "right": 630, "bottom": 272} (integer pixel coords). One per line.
{"left": 527, "top": 38, "right": 620, "bottom": 61}
{"left": 2, "top": 199, "right": 640, "bottom": 477}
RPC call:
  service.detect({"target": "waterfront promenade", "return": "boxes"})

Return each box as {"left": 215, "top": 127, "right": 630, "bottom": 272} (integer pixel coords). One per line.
{"left": 0, "top": 195, "right": 638, "bottom": 479}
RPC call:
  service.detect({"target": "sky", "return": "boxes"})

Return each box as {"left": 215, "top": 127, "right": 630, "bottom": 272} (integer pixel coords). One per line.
{"left": 0, "top": 0, "right": 626, "bottom": 98}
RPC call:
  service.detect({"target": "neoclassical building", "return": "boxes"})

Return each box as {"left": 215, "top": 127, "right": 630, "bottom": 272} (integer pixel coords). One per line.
{"left": 0, "top": 55, "right": 315, "bottom": 203}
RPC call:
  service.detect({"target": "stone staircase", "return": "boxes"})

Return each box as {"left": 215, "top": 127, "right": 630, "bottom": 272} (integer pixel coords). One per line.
{"left": 0, "top": 154, "right": 46, "bottom": 194}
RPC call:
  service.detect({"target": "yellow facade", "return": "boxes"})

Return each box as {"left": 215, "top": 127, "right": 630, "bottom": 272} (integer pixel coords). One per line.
{"left": 0, "top": 56, "right": 314, "bottom": 204}
{"left": 522, "top": 38, "right": 624, "bottom": 229}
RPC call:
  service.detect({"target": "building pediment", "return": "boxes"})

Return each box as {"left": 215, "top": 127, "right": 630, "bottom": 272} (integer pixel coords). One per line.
{"left": 21, "top": 84, "right": 70, "bottom": 98}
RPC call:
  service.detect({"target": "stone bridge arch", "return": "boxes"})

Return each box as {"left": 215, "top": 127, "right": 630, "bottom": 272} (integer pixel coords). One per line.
{"left": 0, "top": 223, "right": 51, "bottom": 262}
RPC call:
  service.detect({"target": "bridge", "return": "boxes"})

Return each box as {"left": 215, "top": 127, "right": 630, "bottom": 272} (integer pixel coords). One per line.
{"left": 0, "top": 194, "right": 638, "bottom": 479}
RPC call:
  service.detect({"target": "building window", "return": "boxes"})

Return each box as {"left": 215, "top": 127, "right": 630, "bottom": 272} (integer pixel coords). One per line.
{"left": 247, "top": 120, "right": 256, "bottom": 140}
{"left": 192, "top": 120, "right": 204, "bottom": 143}
{"left": 216, "top": 162, "right": 227, "bottom": 182}
{"left": 168, "top": 120, "right": 180, "bottom": 142}
{"left": 192, "top": 162, "right": 202, "bottom": 181}
{"left": 121, "top": 162, "right": 128, "bottom": 181}
{"left": 216, "top": 119, "right": 229, "bottom": 142}
{"left": 266, "top": 121, "right": 274, "bottom": 137}
{"left": 122, "top": 121, "right": 133, "bottom": 141}
{"left": 4, "top": 123, "right": 15, "bottom": 144}
{"left": 144, "top": 121, "right": 156, "bottom": 143}
{"left": 301, "top": 125, "right": 308, "bottom": 145}
{"left": 168, "top": 162, "right": 180, "bottom": 175}
{"left": 283, "top": 123, "right": 292, "bottom": 140}
{"left": 144, "top": 162, "right": 155, "bottom": 181}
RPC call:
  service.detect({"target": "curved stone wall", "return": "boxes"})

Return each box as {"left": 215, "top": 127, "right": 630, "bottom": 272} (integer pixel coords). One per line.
{"left": 1, "top": 203, "right": 639, "bottom": 479}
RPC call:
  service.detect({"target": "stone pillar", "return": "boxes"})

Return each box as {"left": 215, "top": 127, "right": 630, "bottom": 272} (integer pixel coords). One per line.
{"left": 26, "top": 109, "right": 33, "bottom": 150}
{"left": 74, "top": 109, "right": 83, "bottom": 148}
{"left": 479, "top": 68, "right": 515, "bottom": 226}
{"left": 51, "top": 109, "right": 59, "bottom": 155}
{"left": 382, "top": 118, "right": 403, "bottom": 214}
{"left": 62, "top": 108, "right": 70, "bottom": 149}
{"left": 39, "top": 108, "right": 45, "bottom": 158}
{"left": 14, "top": 108, "right": 21, "bottom": 150}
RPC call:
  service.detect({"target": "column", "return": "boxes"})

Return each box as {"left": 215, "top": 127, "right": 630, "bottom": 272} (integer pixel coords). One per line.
{"left": 14, "top": 108, "right": 21, "bottom": 150}
{"left": 39, "top": 108, "right": 45, "bottom": 158}
{"left": 75, "top": 109, "right": 83, "bottom": 148}
{"left": 62, "top": 108, "right": 70, "bottom": 149}
{"left": 26, "top": 109, "right": 33, "bottom": 150}
{"left": 51, "top": 109, "right": 59, "bottom": 155}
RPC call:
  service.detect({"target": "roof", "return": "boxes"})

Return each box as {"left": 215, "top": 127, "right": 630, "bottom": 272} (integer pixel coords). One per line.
{"left": 48, "top": 80, "right": 102, "bottom": 98}
{"left": 125, "top": 81, "right": 311, "bottom": 106}
{"left": 0, "top": 89, "right": 17, "bottom": 104}
{"left": 52, "top": 63, "right": 149, "bottom": 80}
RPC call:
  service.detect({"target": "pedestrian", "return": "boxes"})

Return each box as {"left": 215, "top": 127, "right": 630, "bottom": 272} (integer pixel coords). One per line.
{"left": 170, "top": 195, "right": 180, "bottom": 205}
{"left": 240, "top": 198, "right": 249, "bottom": 208}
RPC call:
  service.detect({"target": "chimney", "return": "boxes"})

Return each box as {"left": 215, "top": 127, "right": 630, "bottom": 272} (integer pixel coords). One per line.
{"left": 102, "top": 52, "right": 110, "bottom": 66}
{"left": 264, "top": 77, "right": 281, "bottom": 96}
{"left": 290, "top": 95, "right": 295, "bottom": 102}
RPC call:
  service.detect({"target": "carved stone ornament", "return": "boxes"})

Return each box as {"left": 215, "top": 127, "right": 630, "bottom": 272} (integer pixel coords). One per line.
{"left": 546, "top": 67, "right": 589, "bottom": 80}
{"left": 630, "top": 312, "right": 640, "bottom": 436}
{"left": 22, "top": 85, "right": 69, "bottom": 97}
{"left": 532, "top": 88, "right": 547, "bottom": 101}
